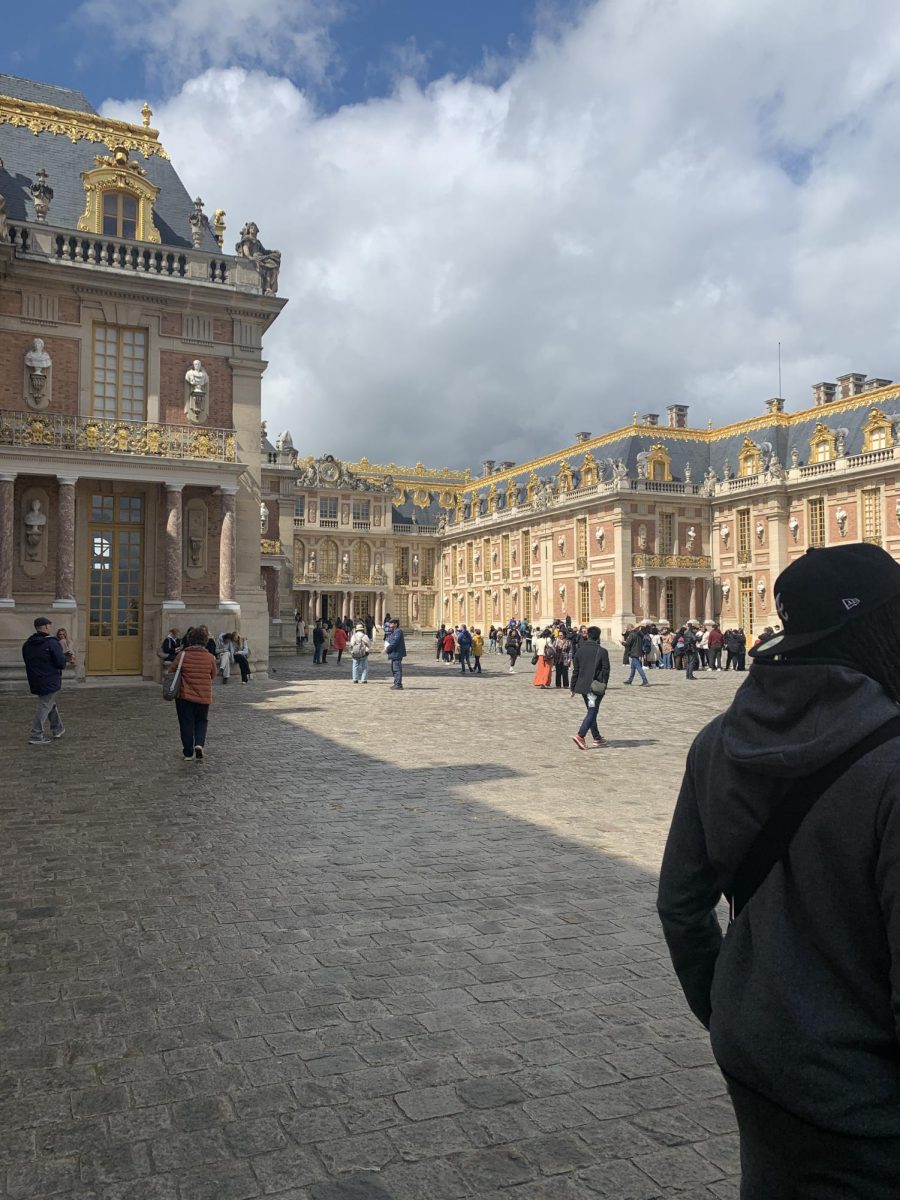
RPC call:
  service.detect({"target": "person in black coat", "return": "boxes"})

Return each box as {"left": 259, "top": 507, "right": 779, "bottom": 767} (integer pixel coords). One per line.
{"left": 570, "top": 627, "right": 611, "bottom": 749}
{"left": 22, "top": 617, "right": 67, "bottom": 744}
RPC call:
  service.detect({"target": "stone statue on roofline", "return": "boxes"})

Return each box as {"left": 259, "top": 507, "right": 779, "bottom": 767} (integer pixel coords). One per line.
{"left": 236, "top": 221, "right": 282, "bottom": 295}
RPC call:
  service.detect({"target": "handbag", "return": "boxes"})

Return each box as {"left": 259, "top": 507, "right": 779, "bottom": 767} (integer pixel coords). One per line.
{"left": 589, "top": 679, "right": 606, "bottom": 696}
{"left": 531, "top": 653, "right": 539, "bottom": 665}
{"left": 163, "top": 650, "right": 186, "bottom": 702}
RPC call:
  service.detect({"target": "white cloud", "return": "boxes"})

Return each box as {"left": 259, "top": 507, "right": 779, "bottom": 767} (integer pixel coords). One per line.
{"left": 102, "top": 0, "right": 900, "bottom": 468}
{"left": 82, "top": 0, "right": 342, "bottom": 87}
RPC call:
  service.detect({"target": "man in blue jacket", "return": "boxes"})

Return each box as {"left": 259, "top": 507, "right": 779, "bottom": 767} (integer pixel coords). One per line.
{"left": 385, "top": 618, "right": 406, "bottom": 690}
{"left": 457, "top": 625, "right": 474, "bottom": 673}
{"left": 22, "top": 617, "right": 67, "bottom": 744}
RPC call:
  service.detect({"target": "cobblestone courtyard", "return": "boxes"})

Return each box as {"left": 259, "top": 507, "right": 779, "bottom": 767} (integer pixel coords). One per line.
{"left": 1, "top": 644, "right": 745, "bottom": 1200}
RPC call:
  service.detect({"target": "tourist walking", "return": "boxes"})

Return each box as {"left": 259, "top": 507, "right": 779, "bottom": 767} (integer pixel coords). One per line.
{"left": 471, "top": 628, "right": 484, "bottom": 673}
{"left": 661, "top": 628, "right": 675, "bottom": 669}
{"left": 532, "top": 629, "right": 553, "bottom": 688}
{"left": 22, "top": 617, "right": 67, "bottom": 744}
{"left": 570, "top": 626, "right": 611, "bottom": 749}
{"left": 458, "top": 625, "right": 474, "bottom": 672}
{"left": 349, "top": 622, "right": 371, "bottom": 683}
{"left": 441, "top": 627, "right": 456, "bottom": 663}
{"left": 169, "top": 627, "right": 217, "bottom": 761}
{"left": 386, "top": 618, "right": 407, "bottom": 689}
{"left": 707, "top": 624, "right": 724, "bottom": 671}
{"left": 622, "top": 624, "right": 649, "bottom": 685}
{"left": 554, "top": 629, "right": 572, "bottom": 689}
{"left": 684, "top": 621, "right": 700, "bottom": 680}
{"left": 506, "top": 625, "right": 522, "bottom": 673}
{"left": 658, "top": 543, "right": 900, "bottom": 1200}
{"left": 312, "top": 621, "right": 325, "bottom": 664}
{"left": 435, "top": 624, "right": 446, "bottom": 661}
{"left": 333, "top": 623, "right": 348, "bottom": 665}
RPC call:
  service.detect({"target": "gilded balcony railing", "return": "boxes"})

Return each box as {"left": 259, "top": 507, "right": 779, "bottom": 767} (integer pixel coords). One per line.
{"left": 632, "top": 553, "right": 712, "bottom": 570}
{"left": 260, "top": 539, "right": 284, "bottom": 555}
{"left": 0, "top": 410, "right": 236, "bottom": 462}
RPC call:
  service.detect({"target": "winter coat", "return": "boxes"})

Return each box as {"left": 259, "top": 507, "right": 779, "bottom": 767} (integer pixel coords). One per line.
{"left": 22, "top": 632, "right": 66, "bottom": 696}
{"left": 570, "top": 641, "right": 610, "bottom": 696}
{"left": 386, "top": 628, "right": 407, "bottom": 660}
{"left": 172, "top": 646, "right": 217, "bottom": 704}
{"left": 333, "top": 627, "right": 348, "bottom": 651}
{"left": 624, "top": 629, "right": 643, "bottom": 658}
{"left": 471, "top": 634, "right": 484, "bottom": 657}
{"left": 658, "top": 661, "right": 900, "bottom": 1136}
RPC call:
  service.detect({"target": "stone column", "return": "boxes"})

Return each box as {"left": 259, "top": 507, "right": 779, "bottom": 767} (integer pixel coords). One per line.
{"left": 163, "top": 484, "right": 185, "bottom": 610}
{"left": 0, "top": 474, "right": 15, "bottom": 607}
{"left": 53, "top": 476, "right": 78, "bottom": 609}
{"left": 689, "top": 577, "right": 699, "bottom": 622}
{"left": 218, "top": 487, "right": 238, "bottom": 611}
{"left": 306, "top": 591, "right": 315, "bottom": 624}
{"left": 342, "top": 591, "right": 350, "bottom": 620}
{"left": 704, "top": 579, "right": 714, "bottom": 622}
{"left": 315, "top": 591, "right": 322, "bottom": 620}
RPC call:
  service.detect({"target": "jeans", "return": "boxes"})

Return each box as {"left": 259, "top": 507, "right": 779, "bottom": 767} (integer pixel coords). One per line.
{"left": 686, "top": 650, "right": 699, "bottom": 679}
{"left": 32, "top": 691, "right": 63, "bottom": 737}
{"left": 218, "top": 651, "right": 231, "bottom": 679}
{"left": 460, "top": 650, "right": 472, "bottom": 672}
{"left": 626, "top": 656, "right": 648, "bottom": 684}
{"left": 352, "top": 655, "right": 369, "bottom": 682}
{"left": 472, "top": 655, "right": 482, "bottom": 673}
{"left": 390, "top": 658, "right": 404, "bottom": 688}
{"left": 313, "top": 642, "right": 323, "bottom": 663}
{"left": 727, "top": 1074, "right": 900, "bottom": 1200}
{"left": 175, "top": 698, "right": 209, "bottom": 757}
{"left": 234, "top": 653, "right": 250, "bottom": 681}
{"left": 661, "top": 652, "right": 673, "bottom": 669}
{"left": 577, "top": 695, "right": 601, "bottom": 740}
{"left": 709, "top": 647, "right": 722, "bottom": 670}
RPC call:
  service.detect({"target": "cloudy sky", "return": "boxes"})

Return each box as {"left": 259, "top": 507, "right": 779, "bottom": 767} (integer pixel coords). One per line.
{"left": 7, "top": 1, "right": 900, "bottom": 468}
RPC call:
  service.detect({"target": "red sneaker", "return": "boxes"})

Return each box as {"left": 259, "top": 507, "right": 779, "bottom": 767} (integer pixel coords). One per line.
{"left": 591, "top": 738, "right": 609, "bottom": 748}
{"left": 572, "top": 734, "right": 587, "bottom": 750}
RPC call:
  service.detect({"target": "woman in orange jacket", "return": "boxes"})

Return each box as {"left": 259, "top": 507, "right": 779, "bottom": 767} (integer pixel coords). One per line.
{"left": 169, "top": 626, "right": 217, "bottom": 761}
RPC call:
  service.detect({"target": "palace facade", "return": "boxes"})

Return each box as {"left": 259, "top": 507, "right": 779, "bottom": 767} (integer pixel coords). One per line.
{"left": 263, "top": 376, "right": 900, "bottom": 644}
{"left": 0, "top": 74, "right": 285, "bottom": 683}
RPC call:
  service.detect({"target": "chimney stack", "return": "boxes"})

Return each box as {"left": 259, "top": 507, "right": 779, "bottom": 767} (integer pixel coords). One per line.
{"left": 812, "top": 382, "right": 837, "bottom": 406}
{"left": 667, "top": 404, "right": 689, "bottom": 429}
{"left": 863, "top": 377, "right": 893, "bottom": 392}
{"left": 642, "top": 413, "right": 660, "bottom": 427}
{"left": 836, "top": 372, "right": 866, "bottom": 399}
{"left": 481, "top": 460, "right": 495, "bottom": 478}
{"left": 574, "top": 432, "right": 592, "bottom": 444}
{"left": 498, "top": 460, "right": 516, "bottom": 470}
{"left": 765, "top": 397, "right": 785, "bottom": 414}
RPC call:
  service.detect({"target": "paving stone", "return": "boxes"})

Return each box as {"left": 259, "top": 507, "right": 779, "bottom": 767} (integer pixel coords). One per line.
{"left": 0, "top": 657, "right": 743, "bottom": 1199}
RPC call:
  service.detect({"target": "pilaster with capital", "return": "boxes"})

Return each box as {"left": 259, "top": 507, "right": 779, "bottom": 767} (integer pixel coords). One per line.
{"left": 53, "top": 476, "right": 78, "bottom": 609}
{"left": 0, "top": 474, "right": 15, "bottom": 606}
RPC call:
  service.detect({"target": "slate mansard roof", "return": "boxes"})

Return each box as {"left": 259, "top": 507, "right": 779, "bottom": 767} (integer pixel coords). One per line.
{"left": 0, "top": 73, "right": 219, "bottom": 252}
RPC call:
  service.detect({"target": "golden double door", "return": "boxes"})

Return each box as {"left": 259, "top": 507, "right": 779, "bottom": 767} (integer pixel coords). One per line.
{"left": 86, "top": 493, "right": 143, "bottom": 674}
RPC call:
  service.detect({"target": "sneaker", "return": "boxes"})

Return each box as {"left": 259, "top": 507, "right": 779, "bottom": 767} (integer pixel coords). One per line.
{"left": 195, "top": 747, "right": 204, "bottom": 761}
{"left": 509, "top": 667, "right": 515, "bottom": 674}
{"left": 623, "top": 680, "right": 632, "bottom": 685}
{"left": 182, "top": 752, "right": 194, "bottom": 760}
{"left": 572, "top": 734, "right": 587, "bottom": 750}
{"left": 591, "top": 738, "right": 609, "bottom": 748}
{"left": 29, "top": 734, "right": 51, "bottom": 745}
{"left": 52, "top": 726, "right": 65, "bottom": 740}
{"left": 640, "top": 682, "right": 650, "bottom": 687}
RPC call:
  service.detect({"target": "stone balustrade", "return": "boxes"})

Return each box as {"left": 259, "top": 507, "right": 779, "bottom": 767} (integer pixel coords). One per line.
{"left": 6, "top": 221, "right": 265, "bottom": 293}
{"left": 632, "top": 553, "right": 712, "bottom": 570}
{"left": 0, "top": 410, "right": 236, "bottom": 462}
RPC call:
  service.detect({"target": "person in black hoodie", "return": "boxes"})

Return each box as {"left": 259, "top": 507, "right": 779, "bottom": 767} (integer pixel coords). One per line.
{"left": 22, "top": 616, "right": 67, "bottom": 744}
{"left": 658, "top": 544, "right": 900, "bottom": 1199}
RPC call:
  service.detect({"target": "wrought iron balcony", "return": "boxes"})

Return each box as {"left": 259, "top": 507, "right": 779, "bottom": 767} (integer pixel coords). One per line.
{"left": 631, "top": 553, "right": 712, "bottom": 571}
{"left": 0, "top": 410, "right": 236, "bottom": 462}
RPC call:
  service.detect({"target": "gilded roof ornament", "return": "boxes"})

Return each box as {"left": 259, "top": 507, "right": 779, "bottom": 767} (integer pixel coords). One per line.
{"left": 0, "top": 94, "right": 169, "bottom": 159}
{"left": 141, "top": 102, "right": 152, "bottom": 128}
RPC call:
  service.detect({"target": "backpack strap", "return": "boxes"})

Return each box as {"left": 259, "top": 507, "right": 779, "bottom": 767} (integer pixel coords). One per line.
{"left": 726, "top": 713, "right": 900, "bottom": 923}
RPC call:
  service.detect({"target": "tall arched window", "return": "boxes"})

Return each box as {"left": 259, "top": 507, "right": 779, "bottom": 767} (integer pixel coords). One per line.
{"left": 295, "top": 540, "right": 305, "bottom": 576}
{"left": 354, "top": 541, "right": 371, "bottom": 578}
{"left": 319, "top": 539, "right": 338, "bottom": 579}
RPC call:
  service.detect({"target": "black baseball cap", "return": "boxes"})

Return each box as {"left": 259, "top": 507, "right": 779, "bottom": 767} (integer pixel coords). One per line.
{"left": 750, "top": 543, "right": 900, "bottom": 658}
{"left": 34, "top": 617, "right": 51, "bottom": 629}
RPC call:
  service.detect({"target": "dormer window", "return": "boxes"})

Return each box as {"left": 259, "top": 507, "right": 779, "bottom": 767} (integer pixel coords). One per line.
{"left": 809, "top": 422, "right": 837, "bottom": 464}
{"left": 103, "top": 191, "right": 138, "bottom": 239}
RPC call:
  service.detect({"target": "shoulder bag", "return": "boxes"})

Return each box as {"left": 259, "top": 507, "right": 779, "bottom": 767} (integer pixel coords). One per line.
{"left": 163, "top": 650, "right": 186, "bottom": 702}
{"left": 726, "top": 714, "right": 900, "bottom": 923}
